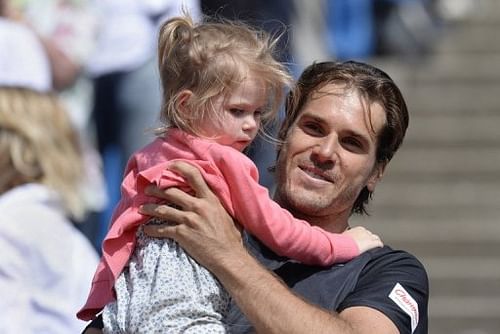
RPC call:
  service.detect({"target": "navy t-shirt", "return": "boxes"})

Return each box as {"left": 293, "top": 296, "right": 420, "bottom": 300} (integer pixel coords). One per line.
{"left": 226, "top": 234, "right": 429, "bottom": 334}
{"left": 84, "top": 234, "right": 429, "bottom": 334}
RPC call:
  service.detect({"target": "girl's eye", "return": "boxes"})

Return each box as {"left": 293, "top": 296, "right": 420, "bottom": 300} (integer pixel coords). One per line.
{"left": 230, "top": 108, "right": 245, "bottom": 116}
{"left": 254, "top": 110, "right": 263, "bottom": 118}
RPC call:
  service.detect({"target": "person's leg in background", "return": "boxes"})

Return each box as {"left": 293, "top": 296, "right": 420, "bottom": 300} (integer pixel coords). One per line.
{"left": 91, "top": 71, "right": 126, "bottom": 252}
{"left": 118, "top": 57, "right": 162, "bottom": 161}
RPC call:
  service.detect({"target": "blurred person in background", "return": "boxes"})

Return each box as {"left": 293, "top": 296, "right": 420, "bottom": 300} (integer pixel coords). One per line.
{"left": 1, "top": 0, "right": 109, "bottom": 248}
{"left": 323, "top": 0, "right": 442, "bottom": 61}
{"left": 0, "top": 18, "right": 99, "bottom": 333}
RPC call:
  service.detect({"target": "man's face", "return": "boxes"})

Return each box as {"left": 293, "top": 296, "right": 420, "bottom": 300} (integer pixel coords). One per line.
{"left": 275, "top": 84, "right": 387, "bottom": 230}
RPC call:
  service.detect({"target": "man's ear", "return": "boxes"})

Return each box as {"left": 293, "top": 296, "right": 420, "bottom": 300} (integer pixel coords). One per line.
{"left": 366, "top": 161, "right": 387, "bottom": 192}
{"left": 176, "top": 90, "right": 193, "bottom": 113}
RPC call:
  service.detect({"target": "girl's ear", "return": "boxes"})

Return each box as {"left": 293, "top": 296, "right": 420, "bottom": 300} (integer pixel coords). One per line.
{"left": 176, "top": 90, "right": 193, "bottom": 113}
{"left": 366, "top": 161, "right": 387, "bottom": 193}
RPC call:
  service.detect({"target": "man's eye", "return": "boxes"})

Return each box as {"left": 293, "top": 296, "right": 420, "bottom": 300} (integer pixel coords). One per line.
{"left": 343, "top": 138, "right": 362, "bottom": 150}
{"left": 303, "top": 122, "right": 323, "bottom": 135}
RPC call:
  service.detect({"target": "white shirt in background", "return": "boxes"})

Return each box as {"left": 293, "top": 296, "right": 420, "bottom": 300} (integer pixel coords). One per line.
{"left": 0, "top": 184, "right": 99, "bottom": 334}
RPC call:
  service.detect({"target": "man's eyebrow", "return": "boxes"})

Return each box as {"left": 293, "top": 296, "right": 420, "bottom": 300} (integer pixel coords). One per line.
{"left": 300, "top": 112, "right": 371, "bottom": 144}
{"left": 299, "top": 113, "right": 325, "bottom": 124}
{"left": 344, "top": 130, "right": 370, "bottom": 145}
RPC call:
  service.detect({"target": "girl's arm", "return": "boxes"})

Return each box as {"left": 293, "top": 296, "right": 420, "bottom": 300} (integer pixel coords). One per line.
{"left": 215, "top": 151, "right": 381, "bottom": 265}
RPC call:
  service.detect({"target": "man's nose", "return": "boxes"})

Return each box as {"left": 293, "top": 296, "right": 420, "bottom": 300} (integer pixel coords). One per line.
{"left": 312, "top": 135, "right": 339, "bottom": 163}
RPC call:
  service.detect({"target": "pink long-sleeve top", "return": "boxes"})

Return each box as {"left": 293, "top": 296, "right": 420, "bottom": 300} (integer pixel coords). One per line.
{"left": 77, "top": 129, "right": 359, "bottom": 320}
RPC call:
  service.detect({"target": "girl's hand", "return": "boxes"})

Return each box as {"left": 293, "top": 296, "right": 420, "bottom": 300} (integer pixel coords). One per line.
{"left": 343, "top": 226, "right": 383, "bottom": 254}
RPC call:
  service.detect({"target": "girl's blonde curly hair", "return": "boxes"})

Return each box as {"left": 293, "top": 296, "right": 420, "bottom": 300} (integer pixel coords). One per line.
{"left": 156, "top": 15, "right": 292, "bottom": 137}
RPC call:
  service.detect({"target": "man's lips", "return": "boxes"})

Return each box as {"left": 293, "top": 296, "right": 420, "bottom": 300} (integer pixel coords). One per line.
{"left": 299, "top": 165, "right": 336, "bottom": 183}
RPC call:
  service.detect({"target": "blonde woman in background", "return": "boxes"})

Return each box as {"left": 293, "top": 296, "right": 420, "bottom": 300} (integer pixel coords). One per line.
{"left": 0, "top": 18, "right": 99, "bottom": 334}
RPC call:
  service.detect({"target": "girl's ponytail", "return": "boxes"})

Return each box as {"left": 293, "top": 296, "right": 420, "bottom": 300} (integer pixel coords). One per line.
{"left": 158, "top": 15, "right": 195, "bottom": 78}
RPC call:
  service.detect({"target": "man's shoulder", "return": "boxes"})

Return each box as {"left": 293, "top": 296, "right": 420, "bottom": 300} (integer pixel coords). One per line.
{"left": 233, "top": 238, "right": 429, "bottom": 334}
{"left": 366, "top": 245, "right": 421, "bottom": 262}
{"left": 363, "top": 246, "right": 427, "bottom": 275}
{"left": 346, "top": 246, "right": 429, "bottom": 334}
{"left": 247, "top": 234, "right": 427, "bottom": 281}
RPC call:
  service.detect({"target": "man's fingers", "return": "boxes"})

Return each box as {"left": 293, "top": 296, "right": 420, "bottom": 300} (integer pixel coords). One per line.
{"left": 169, "top": 161, "right": 212, "bottom": 198}
{"left": 144, "top": 186, "right": 195, "bottom": 211}
{"left": 140, "top": 203, "right": 186, "bottom": 223}
{"left": 143, "top": 224, "right": 176, "bottom": 238}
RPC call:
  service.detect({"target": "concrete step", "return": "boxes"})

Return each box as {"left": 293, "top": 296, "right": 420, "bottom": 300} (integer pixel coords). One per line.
{"left": 430, "top": 316, "right": 499, "bottom": 334}
{"left": 384, "top": 244, "right": 500, "bottom": 279}
{"left": 371, "top": 180, "right": 500, "bottom": 208}
{"left": 404, "top": 81, "right": 500, "bottom": 113}
{"left": 359, "top": 220, "right": 500, "bottom": 245}
{"left": 434, "top": 21, "right": 500, "bottom": 54}
{"left": 384, "top": 147, "right": 500, "bottom": 178}
{"left": 422, "top": 256, "right": 500, "bottom": 281}
{"left": 402, "top": 114, "right": 500, "bottom": 146}
{"left": 360, "top": 205, "right": 500, "bottom": 225}
{"left": 429, "top": 297, "right": 500, "bottom": 334}
{"left": 414, "top": 53, "right": 500, "bottom": 83}
{"left": 430, "top": 296, "right": 500, "bottom": 318}
{"left": 375, "top": 53, "right": 500, "bottom": 84}
{"left": 430, "top": 277, "right": 500, "bottom": 297}
{"left": 437, "top": 0, "right": 500, "bottom": 24}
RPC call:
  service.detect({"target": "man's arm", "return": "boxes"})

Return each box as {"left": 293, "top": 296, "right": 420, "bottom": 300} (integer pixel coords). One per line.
{"left": 142, "top": 161, "right": 398, "bottom": 334}
{"left": 203, "top": 238, "right": 398, "bottom": 334}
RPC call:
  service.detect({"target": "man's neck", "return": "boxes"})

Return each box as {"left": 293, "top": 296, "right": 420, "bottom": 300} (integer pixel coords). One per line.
{"left": 275, "top": 198, "right": 351, "bottom": 234}
{"left": 295, "top": 211, "right": 350, "bottom": 234}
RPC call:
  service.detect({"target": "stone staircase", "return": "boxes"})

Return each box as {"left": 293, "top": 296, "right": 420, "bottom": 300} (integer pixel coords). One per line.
{"left": 352, "top": 1, "right": 500, "bottom": 333}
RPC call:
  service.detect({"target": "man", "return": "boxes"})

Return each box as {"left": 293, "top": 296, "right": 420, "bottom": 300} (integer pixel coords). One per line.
{"left": 84, "top": 61, "right": 428, "bottom": 333}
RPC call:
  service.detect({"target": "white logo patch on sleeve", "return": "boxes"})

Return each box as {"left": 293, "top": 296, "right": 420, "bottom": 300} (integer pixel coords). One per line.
{"left": 389, "top": 283, "right": 419, "bottom": 333}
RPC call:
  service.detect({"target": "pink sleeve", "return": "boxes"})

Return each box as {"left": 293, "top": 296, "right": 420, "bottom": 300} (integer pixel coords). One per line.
{"left": 78, "top": 156, "right": 143, "bottom": 320}
{"left": 216, "top": 153, "right": 359, "bottom": 266}
{"left": 78, "top": 157, "right": 189, "bottom": 320}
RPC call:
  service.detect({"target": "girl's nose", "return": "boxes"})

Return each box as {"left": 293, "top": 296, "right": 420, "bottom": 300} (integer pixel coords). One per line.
{"left": 243, "top": 115, "right": 259, "bottom": 131}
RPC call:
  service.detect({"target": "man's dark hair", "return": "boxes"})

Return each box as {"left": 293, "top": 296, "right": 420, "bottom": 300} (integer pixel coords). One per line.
{"left": 277, "top": 61, "right": 409, "bottom": 215}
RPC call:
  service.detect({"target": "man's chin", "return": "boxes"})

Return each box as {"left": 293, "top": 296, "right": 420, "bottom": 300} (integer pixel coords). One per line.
{"left": 279, "top": 186, "right": 331, "bottom": 214}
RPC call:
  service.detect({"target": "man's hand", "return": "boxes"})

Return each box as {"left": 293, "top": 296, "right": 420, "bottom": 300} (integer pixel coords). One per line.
{"left": 140, "top": 161, "right": 244, "bottom": 271}
{"left": 343, "top": 226, "right": 383, "bottom": 254}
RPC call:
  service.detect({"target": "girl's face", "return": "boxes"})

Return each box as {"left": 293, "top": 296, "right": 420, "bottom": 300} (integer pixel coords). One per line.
{"left": 199, "top": 74, "right": 268, "bottom": 152}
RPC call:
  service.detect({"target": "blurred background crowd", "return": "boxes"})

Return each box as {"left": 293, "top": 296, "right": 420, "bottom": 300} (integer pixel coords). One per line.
{"left": 1, "top": 0, "right": 498, "bottom": 333}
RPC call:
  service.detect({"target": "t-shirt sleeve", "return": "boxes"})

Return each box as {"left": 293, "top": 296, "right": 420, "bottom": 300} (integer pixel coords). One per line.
{"left": 338, "top": 250, "right": 429, "bottom": 334}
